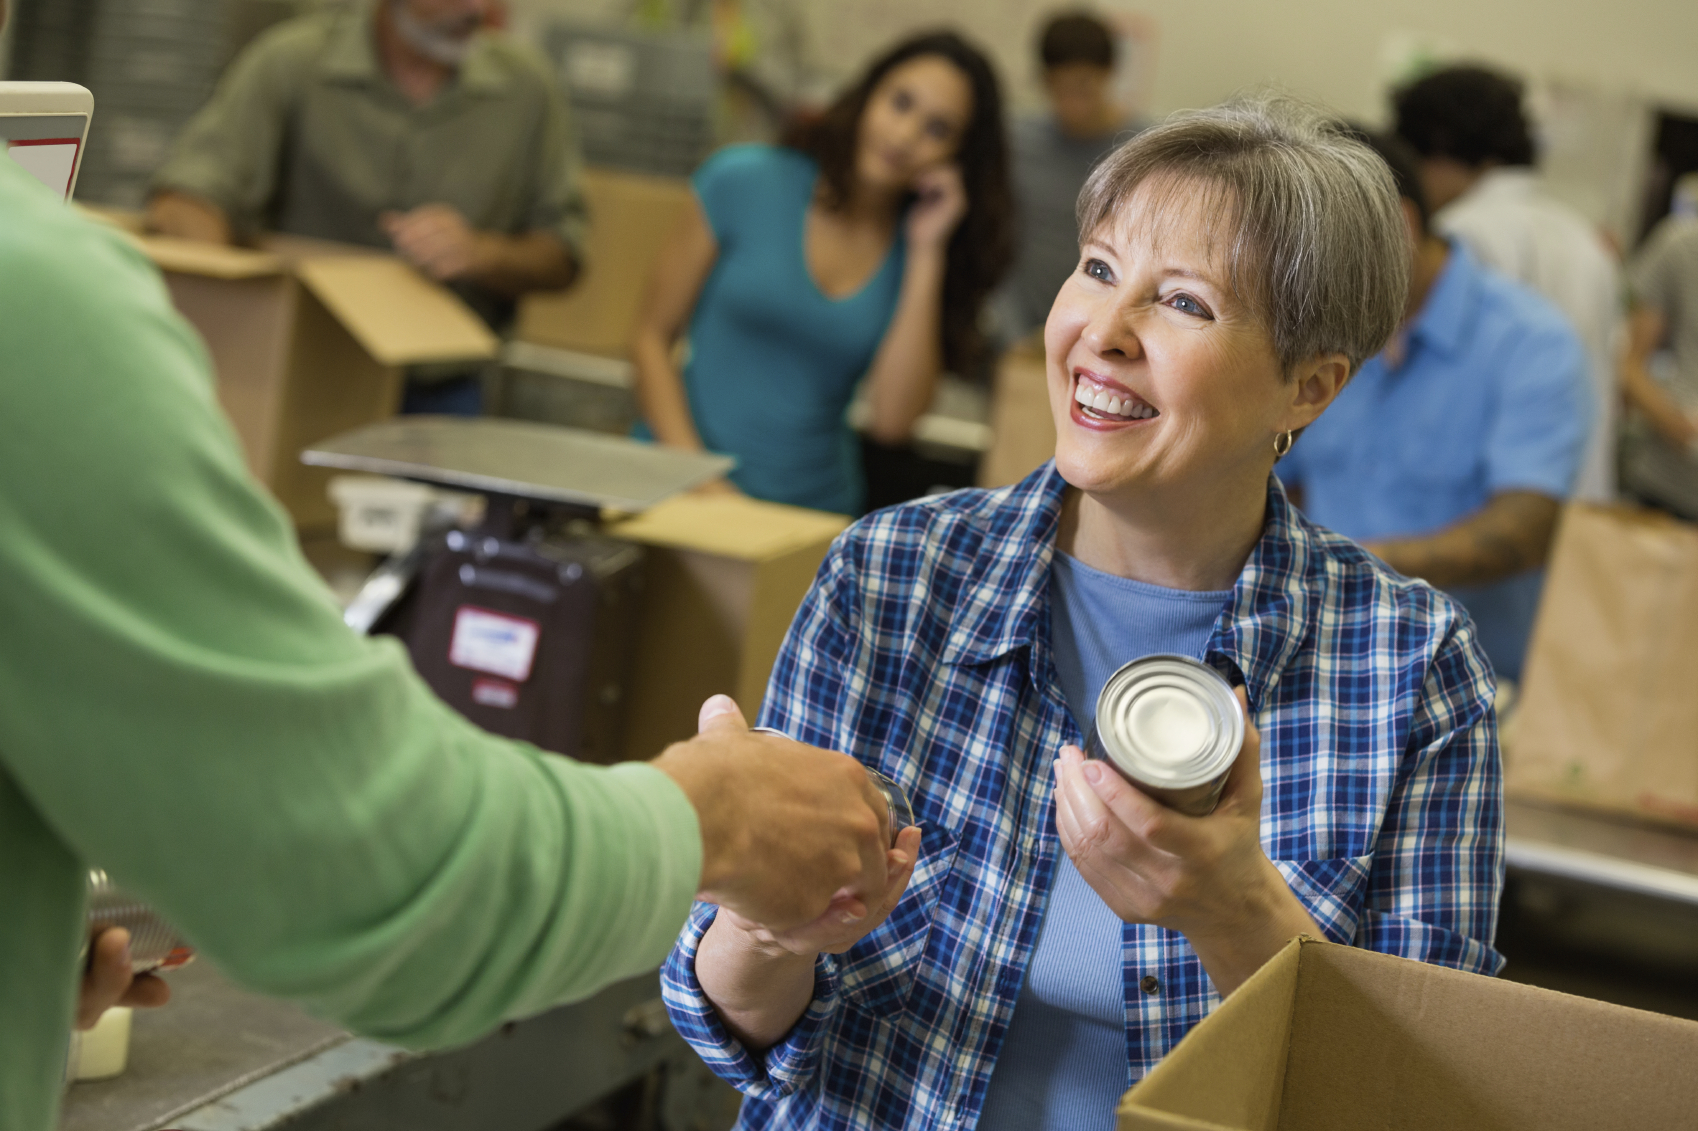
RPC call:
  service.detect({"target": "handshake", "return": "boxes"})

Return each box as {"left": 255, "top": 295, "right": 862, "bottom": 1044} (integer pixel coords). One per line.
{"left": 78, "top": 694, "right": 910, "bottom": 1030}
{"left": 652, "top": 695, "right": 915, "bottom": 932}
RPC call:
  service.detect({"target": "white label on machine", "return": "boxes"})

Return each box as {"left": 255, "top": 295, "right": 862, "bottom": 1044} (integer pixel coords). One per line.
{"left": 449, "top": 606, "right": 539, "bottom": 682}
{"left": 7, "top": 139, "right": 81, "bottom": 199}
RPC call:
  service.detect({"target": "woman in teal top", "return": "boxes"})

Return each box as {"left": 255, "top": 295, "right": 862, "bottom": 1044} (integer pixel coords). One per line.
{"left": 632, "top": 33, "right": 1014, "bottom": 515}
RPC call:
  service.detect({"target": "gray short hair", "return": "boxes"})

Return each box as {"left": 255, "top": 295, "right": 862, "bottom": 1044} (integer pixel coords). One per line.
{"left": 1078, "top": 95, "right": 1409, "bottom": 375}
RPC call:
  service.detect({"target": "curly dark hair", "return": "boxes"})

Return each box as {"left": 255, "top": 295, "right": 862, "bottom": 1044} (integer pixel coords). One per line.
{"left": 783, "top": 31, "right": 1014, "bottom": 375}
{"left": 1040, "top": 12, "right": 1117, "bottom": 71}
{"left": 1393, "top": 65, "right": 1535, "bottom": 169}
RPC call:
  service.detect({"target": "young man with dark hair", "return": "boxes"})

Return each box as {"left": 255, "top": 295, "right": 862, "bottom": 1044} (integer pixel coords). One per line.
{"left": 1279, "top": 129, "right": 1592, "bottom": 684}
{"left": 997, "top": 10, "right": 1144, "bottom": 340}
{"left": 1394, "top": 65, "right": 1621, "bottom": 503}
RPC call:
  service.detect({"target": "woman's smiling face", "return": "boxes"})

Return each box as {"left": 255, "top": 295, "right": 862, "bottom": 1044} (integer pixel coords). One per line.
{"left": 1045, "top": 177, "right": 1320, "bottom": 501}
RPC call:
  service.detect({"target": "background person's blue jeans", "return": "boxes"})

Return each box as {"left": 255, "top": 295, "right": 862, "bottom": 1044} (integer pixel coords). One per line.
{"left": 401, "top": 373, "right": 483, "bottom": 417}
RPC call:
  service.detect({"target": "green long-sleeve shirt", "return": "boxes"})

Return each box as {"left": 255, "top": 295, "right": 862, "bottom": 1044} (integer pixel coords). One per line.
{"left": 0, "top": 155, "right": 701, "bottom": 1131}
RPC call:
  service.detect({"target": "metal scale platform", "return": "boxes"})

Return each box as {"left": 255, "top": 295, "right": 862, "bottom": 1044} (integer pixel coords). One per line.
{"left": 304, "top": 416, "right": 732, "bottom": 763}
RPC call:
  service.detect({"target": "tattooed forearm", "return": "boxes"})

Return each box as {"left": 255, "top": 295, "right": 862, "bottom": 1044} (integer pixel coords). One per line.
{"left": 1363, "top": 491, "right": 1562, "bottom": 589}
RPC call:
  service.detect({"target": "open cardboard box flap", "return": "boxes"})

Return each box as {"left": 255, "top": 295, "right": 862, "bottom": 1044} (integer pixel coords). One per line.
{"left": 294, "top": 256, "right": 497, "bottom": 367}
{"left": 131, "top": 233, "right": 285, "bottom": 279}
{"left": 81, "top": 210, "right": 500, "bottom": 525}
{"left": 609, "top": 494, "right": 849, "bottom": 561}
{"left": 1119, "top": 937, "right": 1698, "bottom": 1131}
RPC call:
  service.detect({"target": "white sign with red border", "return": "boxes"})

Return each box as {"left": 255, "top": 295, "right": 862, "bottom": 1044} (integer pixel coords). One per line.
{"left": 6, "top": 137, "right": 82, "bottom": 199}
{"left": 449, "top": 606, "right": 540, "bottom": 683}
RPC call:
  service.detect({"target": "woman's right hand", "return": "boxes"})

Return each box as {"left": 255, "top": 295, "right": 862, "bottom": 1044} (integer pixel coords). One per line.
{"left": 720, "top": 825, "right": 923, "bottom": 958}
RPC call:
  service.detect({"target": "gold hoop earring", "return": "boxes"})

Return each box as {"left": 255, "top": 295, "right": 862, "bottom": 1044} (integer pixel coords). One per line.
{"left": 1273, "top": 430, "right": 1294, "bottom": 458}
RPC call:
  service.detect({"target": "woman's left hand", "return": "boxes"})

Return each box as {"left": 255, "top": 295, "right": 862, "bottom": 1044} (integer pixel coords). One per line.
{"left": 905, "top": 164, "right": 968, "bottom": 251}
{"left": 1053, "top": 687, "right": 1320, "bottom": 994}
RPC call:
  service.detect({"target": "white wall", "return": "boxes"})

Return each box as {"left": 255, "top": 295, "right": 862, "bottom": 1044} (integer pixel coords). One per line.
{"left": 1136, "top": 0, "right": 1698, "bottom": 123}
{"left": 514, "top": 0, "right": 1698, "bottom": 121}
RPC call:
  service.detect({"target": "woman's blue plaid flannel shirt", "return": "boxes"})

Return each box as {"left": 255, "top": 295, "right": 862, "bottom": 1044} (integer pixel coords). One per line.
{"left": 663, "top": 463, "right": 1505, "bottom": 1131}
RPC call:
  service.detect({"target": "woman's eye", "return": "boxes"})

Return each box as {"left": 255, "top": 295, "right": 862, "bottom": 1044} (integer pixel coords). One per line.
{"left": 892, "top": 90, "right": 913, "bottom": 112}
{"left": 1083, "top": 258, "right": 1114, "bottom": 283}
{"left": 1168, "top": 293, "right": 1208, "bottom": 317}
{"left": 925, "top": 118, "right": 953, "bottom": 141}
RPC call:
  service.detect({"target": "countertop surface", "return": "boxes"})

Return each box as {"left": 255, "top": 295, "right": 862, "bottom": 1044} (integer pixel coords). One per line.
{"left": 1505, "top": 796, "right": 1698, "bottom": 903}
{"left": 61, "top": 963, "right": 348, "bottom": 1131}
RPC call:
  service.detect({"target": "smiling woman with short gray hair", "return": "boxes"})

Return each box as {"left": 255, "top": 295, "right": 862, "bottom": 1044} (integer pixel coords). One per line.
{"left": 663, "top": 95, "right": 1503, "bottom": 1131}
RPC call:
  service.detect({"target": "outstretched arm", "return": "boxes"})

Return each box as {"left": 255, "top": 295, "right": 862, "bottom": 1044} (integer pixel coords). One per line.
{"left": 1363, "top": 490, "right": 1562, "bottom": 588}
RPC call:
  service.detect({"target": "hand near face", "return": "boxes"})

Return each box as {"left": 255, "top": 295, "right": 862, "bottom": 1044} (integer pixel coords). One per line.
{"left": 380, "top": 204, "right": 488, "bottom": 281}
{"left": 1053, "top": 687, "right": 1278, "bottom": 935}
{"left": 905, "top": 164, "right": 968, "bottom": 251}
{"left": 77, "top": 928, "right": 171, "bottom": 1030}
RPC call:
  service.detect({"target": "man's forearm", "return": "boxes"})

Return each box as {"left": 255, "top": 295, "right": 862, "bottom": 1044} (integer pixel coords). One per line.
{"left": 464, "top": 230, "right": 577, "bottom": 296}
{"left": 1368, "top": 491, "right": 1562, "bottom": 588}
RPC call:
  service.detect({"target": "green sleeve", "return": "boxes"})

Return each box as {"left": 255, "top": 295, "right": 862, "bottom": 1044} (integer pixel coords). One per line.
{"left": 149, "top": 21, "right": 308, "bottom": 236}
{"left": 0, "top": 163, "right": 701, "bottom": 1046}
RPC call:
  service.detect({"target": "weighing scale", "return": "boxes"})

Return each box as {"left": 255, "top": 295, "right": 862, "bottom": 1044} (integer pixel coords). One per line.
{"left": 304, "top": 416, "right": 733, "bottom": 762}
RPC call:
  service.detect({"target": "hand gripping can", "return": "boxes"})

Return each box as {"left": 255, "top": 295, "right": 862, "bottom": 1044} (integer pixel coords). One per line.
{"left": 85, "top": 870, "right": 195, "bottom": 974}
{"left": 749, "top": 728, "right": 915, "bottom": 843}
{"left": 1086, "top": 655, "right": 1244, "bottom": 817}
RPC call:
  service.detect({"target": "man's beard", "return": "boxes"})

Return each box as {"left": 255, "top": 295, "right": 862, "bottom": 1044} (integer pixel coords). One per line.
{"left": 391, "top": 1, "right": 480, "bottom": 67}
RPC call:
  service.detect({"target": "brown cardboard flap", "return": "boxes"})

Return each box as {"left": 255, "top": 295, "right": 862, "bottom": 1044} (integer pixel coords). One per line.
{"left": 1281, "top": 942, "right": 1698, "bottom": 1130}
{"left": 294, "top": 257, "right": 499, "bottom": 367}
{"left": 615, "top": 495, "right": 846, "bottom": 763}
{"left": 136, "top": 234, "right": 286, "bottom": 279}
{"left": 1122, "top": 937, "right": 1698, "bottom": 1131}
{"left": 74, "top": 204, "right": 145, "bottom": 234}
{"left": 610, "top": 495, "right": 850, "bottom": 561}
{"left": 1120, "top": 937, "right": 1303, "bottom": 1131}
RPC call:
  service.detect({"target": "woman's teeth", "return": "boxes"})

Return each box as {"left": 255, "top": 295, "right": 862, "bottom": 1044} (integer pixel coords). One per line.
{"left": 1074, "top": 382, "right": 1157, "bottom": 421}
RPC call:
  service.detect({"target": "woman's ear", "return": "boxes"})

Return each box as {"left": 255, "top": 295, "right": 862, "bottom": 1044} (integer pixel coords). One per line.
{"left": 1284, "top": 353, "right": 1351, "bottom": 431}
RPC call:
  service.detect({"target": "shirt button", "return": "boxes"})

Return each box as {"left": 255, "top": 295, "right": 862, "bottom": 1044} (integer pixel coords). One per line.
{"left": 1140, "top": 975, "right": 1160, "bottom": 995}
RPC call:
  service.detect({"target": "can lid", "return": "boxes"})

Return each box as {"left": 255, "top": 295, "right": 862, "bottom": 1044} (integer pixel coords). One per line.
{"left": 1094, "top": 655, "right": 1243, "bottom": 789}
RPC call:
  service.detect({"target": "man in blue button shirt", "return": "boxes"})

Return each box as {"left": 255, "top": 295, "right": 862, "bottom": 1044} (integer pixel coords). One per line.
{"left": 1278, "top": 131, "right": 1590, "bottom": 682}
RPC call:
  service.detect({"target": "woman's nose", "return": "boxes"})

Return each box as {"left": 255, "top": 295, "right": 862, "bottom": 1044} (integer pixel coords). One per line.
{"left": 1081, "top": 300, "right": 1144, "bottom": 360}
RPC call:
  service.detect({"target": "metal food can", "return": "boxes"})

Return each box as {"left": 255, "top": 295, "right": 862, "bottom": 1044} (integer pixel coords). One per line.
{"left": 1086, "top": 655, "right": 1244, "bottom": 817}
{"left": 85, "top": 870, "right": 194, "bottom": 975}
{"left": 749, "top": 728, "right": 915, "bottom": 843}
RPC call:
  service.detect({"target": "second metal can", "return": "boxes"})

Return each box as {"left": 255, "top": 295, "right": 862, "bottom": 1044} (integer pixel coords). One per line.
{"left": 85, "top": 870, "right": 195, "bottom": 975}
{"left": 1086, "top": 655, "right": 1244, "bottom": 817}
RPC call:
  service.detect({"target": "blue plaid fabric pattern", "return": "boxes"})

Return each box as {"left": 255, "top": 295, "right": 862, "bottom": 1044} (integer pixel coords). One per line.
{"left": 662, "top": 463, "right": 1505, "bottom": 1131}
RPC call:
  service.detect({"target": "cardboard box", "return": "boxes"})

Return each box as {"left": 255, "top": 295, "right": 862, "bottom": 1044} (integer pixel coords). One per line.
{"left": 1118, "top": 937, "right": 1698, "bottom": 1131}
{"left": 515, "top": 166, "right": 693, "bottom": 359}
{"left": 607, "top": 494, "right": 848, "bottom": 761}
{"left": 87, "top": 212, "right": 499, "bottom": 529}
{"left": 1507, "top": 503, "right": 1698, "bottom": 827}
{"left": 978, "top": 338, "right": 1056, "bottom": 488}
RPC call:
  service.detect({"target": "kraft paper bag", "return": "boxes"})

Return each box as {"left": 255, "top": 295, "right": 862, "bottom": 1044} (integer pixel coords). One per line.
{"left": 1507, "top": 503, "right": 1698, "bottom": 825}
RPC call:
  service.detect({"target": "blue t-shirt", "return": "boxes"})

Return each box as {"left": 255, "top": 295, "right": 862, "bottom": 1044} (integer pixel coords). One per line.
{"left": 978, "top": 552, "right": 1231, "bottom": 1131}
{"left": 649, "top": 145, "right": 905, "bottom": 515}
{"left": 1277, "top": 243, "right": 1590, "bottom": 680}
